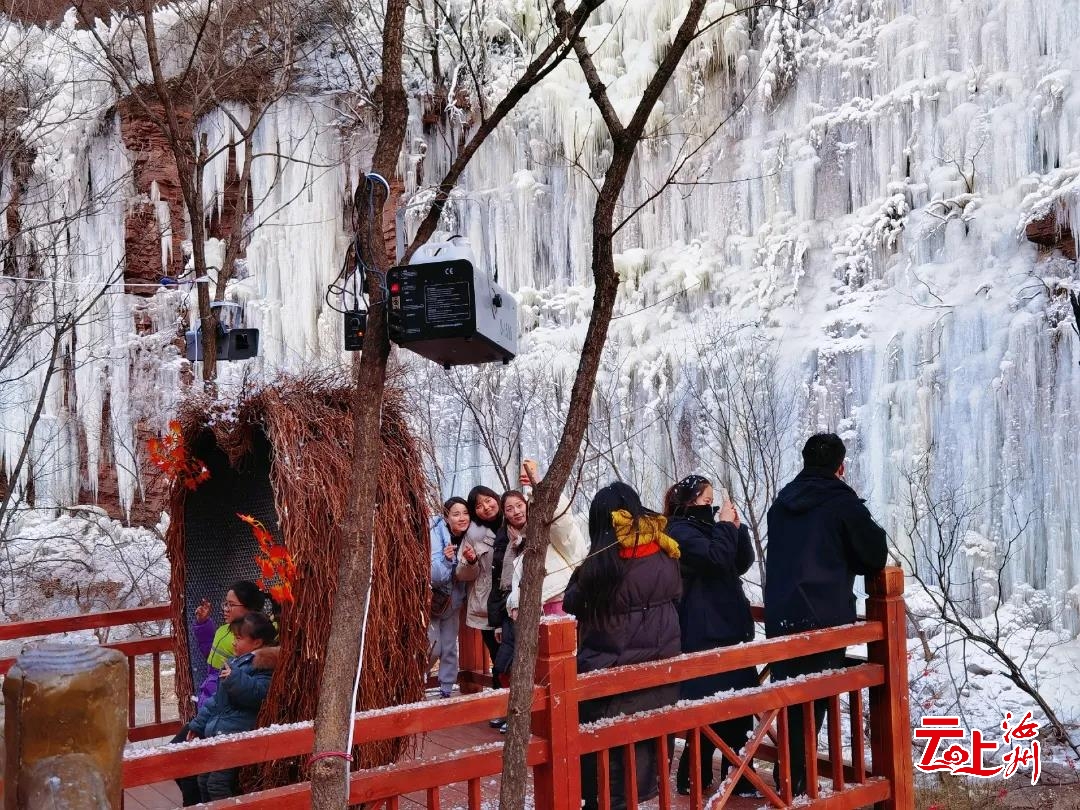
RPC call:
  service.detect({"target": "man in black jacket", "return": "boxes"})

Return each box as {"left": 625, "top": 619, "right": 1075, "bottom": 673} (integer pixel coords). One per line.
{"left": 765, "top": 433, "right": 887, "bottom": 795}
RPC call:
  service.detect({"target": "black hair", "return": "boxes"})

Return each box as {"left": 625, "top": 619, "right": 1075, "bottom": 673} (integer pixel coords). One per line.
{"left": 500, "top": 490, "right": 527, "bottom": 509}
{"left": 501, "top": 490, "right": 528, "bottom": 530}
{"left": 443, "top": 496, "right": 468, "bottom": 514}
{"left": 466, "top": 485, "right": 503, "bottom": 530}
{"left": 230, "top": 611, "right": 278, "bottom": 645}
{"left": 230, "top": 580, "right": 266, "bottom": 612}
{"left": 575, "top": 482, "right": 655, "bottom": 621}
{"left": 663, "top": 474, "right": 711, "bottom": 516}
{"left": 802, "top": 433, "right": 846, "bottom": 473}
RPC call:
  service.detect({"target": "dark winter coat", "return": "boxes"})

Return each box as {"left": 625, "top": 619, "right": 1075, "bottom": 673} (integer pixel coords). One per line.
{"left": 566, "top": 543, "right": 683, "bottom": 810}
{"left": 764, "top": 467, "right": 888, "bottom": 637}
{"left": 666, "top": 515, "right": 759, "bottom": 700}
{"left": 188, "top": 647, "right": 276, "bottom": 738}
{"left": 487, "top": 525, "right": 511, "bottom": 629}
{"left": 564, "top": 551, "right": 683, "bottom": 675}
{"left": 667, "top": 515, "right": 755, "bottom": 651}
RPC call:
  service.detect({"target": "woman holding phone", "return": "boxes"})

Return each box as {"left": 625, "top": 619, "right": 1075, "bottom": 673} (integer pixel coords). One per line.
{"left": 664, "top": 474, "right": 758, "bottom": 797}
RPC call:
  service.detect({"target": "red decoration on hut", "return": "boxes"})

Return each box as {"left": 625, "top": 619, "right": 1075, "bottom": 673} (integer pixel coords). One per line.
{"left": 148, "top": 421, "right": 210, "bottom": 490}
{"left": 238, "top": 513, "right": 297, "bottom": 604}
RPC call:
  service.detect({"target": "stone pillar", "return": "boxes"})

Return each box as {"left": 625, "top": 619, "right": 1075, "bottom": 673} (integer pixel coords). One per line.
{"left": 3, "top": 644, "right": 127, "bottom": 809}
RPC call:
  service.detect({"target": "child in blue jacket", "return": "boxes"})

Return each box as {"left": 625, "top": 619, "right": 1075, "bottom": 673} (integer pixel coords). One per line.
{"left": 187, "top": 611, "right": 278, "bottom": 801}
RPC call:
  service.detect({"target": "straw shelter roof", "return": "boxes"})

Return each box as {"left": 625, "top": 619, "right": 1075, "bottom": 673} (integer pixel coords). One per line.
{"left": 165, "top": 373, "right": 431, "bottom": 786}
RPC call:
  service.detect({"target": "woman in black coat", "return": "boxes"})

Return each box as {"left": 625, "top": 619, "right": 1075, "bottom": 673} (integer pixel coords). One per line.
{"left": 564, "top": 482, "right": 682, "bottom": 810}
{"left": 664, "top": 474, "right": 758, "bottom": 796}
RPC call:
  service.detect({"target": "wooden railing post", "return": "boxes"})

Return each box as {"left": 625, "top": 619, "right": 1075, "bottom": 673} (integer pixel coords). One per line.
{"left": 866, "top": 566, "right": 913, "bottom": 810}
{"left": 532, "top": 616, "right": 580, "bottom": 810}
{"left": 457, "top": 625, "right": 488, "bottom": 694}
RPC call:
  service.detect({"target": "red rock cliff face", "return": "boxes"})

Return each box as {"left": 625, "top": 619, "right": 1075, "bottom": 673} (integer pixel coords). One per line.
{"left": 119, "top": 99, "right": 193, "bottom": 295}
{"left": 24, "top": 78, "right": 393, "bottom": 527}
{"left": 119, "top": 98, "right": 252, "bottom": 295}
{"left": 83, "top": 102, "right": 193, "bottom": 525}
{"left": 1026, "top": 208, "right": 1077, "bottom": 261}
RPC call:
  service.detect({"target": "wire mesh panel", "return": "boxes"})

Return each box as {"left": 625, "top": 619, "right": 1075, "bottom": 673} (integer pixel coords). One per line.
{"left": 181, "top": 431, "right": 280, "bottom": 696}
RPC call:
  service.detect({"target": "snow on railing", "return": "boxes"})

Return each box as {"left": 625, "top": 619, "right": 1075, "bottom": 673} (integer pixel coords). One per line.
{"left": 0, "top": 603, "right": 176, "bottom": 742}
{"left": 0, "top": 570, "right": 913, "bottom": 809}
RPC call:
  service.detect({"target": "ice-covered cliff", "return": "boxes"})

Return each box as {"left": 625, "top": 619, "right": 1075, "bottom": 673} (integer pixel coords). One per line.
{"left": 2, "top": 0, "right": 1079, "bottom": 629}
{"left": 414, "top": 0, "right": 1080, "bottom": 628}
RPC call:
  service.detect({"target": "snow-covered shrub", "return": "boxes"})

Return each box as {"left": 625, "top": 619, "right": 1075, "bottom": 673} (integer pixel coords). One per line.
{"left": 0, "top": 507, "right": 168, "bottom": 626}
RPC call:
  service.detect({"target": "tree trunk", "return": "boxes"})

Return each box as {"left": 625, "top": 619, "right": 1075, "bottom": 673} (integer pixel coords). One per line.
{"left": 308, "top": 184, "right": 396, "bottom": 809}
{"left": 190, "top": 204, "right": 218, "bottom": 384}
{"left": 308, "top": 0, "right": 409, "bottom": 804}
{"left": 498, "top": 263, "right": 621, "bottom": 809}
{"left": 499, "top": 2, "right": 708, "bottom": 805}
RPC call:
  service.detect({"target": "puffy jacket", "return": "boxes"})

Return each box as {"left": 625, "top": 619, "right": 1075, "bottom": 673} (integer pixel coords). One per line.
{"left": 454, "top": 522, "right": 497, "bottom": 630}
{"left": 765, "top": 467, "right": 888, "bottom": 636}
{"left": 666, "top": 515, "right": 755, "bottom": 651}
{"left": 193, "top": 621, "right": 235, "bottom": 709}
{"left": 506, "top": 495, "right": 590, "bottom": 611}
{"left": 430, "top": 516, "right": 466, "bottom": 611}
{"left": 565, "top": 549, "right": 682, "bottom": 674}
{"left": 189, "top": 646, "right": 277, "bottom": 738}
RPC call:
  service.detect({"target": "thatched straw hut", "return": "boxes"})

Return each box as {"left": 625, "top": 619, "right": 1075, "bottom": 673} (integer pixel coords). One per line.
{"left": 165, "top": 374, "right": 431, "bottom": 787}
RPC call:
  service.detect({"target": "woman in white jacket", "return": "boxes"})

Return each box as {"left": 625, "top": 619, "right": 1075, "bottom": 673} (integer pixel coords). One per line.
{"left": 505, "top": 461, "right": 590, "bottom": 617}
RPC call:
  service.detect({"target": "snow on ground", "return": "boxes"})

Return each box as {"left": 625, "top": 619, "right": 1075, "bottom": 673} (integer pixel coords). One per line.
{"left": 3, "top": 0, "right": 1080, "bottom": 801}
{"left": 907, "top": 591, "right": 1080, "bottom": 769}
{"left": 0, "top": 507, "right": 169, "bottom": 646}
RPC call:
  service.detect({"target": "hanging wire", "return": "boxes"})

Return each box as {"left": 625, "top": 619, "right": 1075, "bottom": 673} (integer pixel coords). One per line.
{"left": 324, "top": 235, "right": 364, "bottom": 314}
{"left": 324, "top": 172, "right": 393, "bottom": 314}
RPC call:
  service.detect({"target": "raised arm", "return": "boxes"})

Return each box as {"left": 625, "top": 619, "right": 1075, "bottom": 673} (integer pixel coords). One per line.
{"left": 668, "top": 520, "right": 740, "bottom": 576}
{"left": 841, "top": 500, "right": 888, "bottom": 575}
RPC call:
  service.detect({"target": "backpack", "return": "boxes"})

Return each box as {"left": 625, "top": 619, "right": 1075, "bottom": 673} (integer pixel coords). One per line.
{"left": 430, "top": 580, "right": 455, "bottom": 620}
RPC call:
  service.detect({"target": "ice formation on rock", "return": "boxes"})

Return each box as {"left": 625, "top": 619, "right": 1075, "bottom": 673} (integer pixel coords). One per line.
{"left": 405, "top": 0, "right": 1080, "bottom": 630}
{"left": 1, "top": 0, "right": 1078, "bottom": 634}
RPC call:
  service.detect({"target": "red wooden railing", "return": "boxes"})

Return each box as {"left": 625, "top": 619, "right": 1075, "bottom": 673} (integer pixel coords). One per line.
{"left": 0, "top": 603, "right": 179, "bottom": 742}
{"left": 0, "top": 568, "right": 914, "bottom": 809}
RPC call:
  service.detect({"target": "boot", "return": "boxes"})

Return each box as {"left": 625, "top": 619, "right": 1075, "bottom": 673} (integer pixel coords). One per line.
{"left": 675, "top": 746, "right": 713, "bottom": 795}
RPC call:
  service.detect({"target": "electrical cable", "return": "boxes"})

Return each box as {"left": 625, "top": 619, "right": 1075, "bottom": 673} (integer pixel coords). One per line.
{"left": 339, "top": 171, "right": 393, "bottom": 788}
{"left": 326, "top": 171, "right": 390, "bottom": 315}
{"left": 324, "top": 235, "right": 365, "bottom": 314}
{"left": 343, "top": 541, "right": 375, "bottom": 794}
{"left": 610, "top": 280, "right": 704, "bottom": 320}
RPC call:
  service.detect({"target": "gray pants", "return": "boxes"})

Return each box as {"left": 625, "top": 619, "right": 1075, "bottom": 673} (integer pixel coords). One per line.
{"left": 198, "top": 767, "right": 238, "bottom": 801}
{"left": 428, "top": 608, "right": 461, "bottom": 695}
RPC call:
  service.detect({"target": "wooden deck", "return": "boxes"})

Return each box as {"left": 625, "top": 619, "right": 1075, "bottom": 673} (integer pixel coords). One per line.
{"left": 19, "top": 569, "right": 912, "bottom": 810}
{"left": 124, "top": 717, "right": 778, "bottom": 809}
